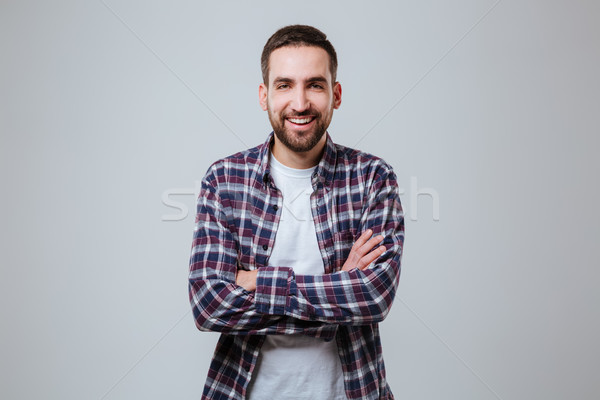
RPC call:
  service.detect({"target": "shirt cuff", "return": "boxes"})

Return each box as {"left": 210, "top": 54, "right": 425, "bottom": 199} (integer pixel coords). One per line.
{"left": 255, "top": 266, "right": 296, "bottom": 315}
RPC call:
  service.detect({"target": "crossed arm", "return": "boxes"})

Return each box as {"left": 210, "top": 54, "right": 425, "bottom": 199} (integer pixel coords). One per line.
{"left": 236, "top": 230, "right": 385, "bottom": 290}
{"left": 189, "top": 166, "right": 404, "bottom": 336}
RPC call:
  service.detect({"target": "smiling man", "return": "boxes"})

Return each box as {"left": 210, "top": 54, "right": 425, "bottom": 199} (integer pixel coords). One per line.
{"left": 189, "top": 25, "right": 405, "bottom": 399}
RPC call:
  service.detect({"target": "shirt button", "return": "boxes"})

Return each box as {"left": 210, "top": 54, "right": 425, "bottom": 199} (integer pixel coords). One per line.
{"left": 262, "top": 244, "right": 268, "bottom": 250}
{"left": 273, "top": 205, "right": 278, "bottom": 211}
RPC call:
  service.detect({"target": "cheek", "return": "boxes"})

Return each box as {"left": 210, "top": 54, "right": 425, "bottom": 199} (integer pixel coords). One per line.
{"left": 267, "top": 96, "right": 286, "bottom": 113}
{"left": 314, "top": 93, "right": 334, "bottom": 110}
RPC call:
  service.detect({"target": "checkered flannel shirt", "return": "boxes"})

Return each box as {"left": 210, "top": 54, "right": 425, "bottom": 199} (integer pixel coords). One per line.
{"left": 189, "top": 131, "right": 405, "bottom": 399}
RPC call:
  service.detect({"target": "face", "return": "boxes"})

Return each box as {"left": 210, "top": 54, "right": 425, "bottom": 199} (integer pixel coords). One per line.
{"left": 259, "top": 46, "right": 342, "bottom": 153}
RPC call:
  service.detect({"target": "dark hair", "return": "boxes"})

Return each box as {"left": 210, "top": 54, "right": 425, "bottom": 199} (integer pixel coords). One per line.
{"left": 261, "top": 25, "right": 338, "bottom": 85}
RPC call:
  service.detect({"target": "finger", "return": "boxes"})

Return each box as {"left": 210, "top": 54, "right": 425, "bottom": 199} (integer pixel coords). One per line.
{"left": 357, "top": 245, "right": 386, "bottom": 270}
{"left": 356, "top": 235, "right": 384, "bottom": 257}
{"left": 351, "top": 229, "right": 372, "bottom": 250}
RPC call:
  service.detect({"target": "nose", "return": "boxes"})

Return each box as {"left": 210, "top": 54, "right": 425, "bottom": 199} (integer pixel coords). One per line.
{"left": 291, "top": 87, "right": 310, "bottom": 113}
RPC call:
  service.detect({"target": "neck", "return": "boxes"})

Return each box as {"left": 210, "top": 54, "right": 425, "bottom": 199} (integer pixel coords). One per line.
{"left": 271, "top": 134, "right": 327, "bottom": 169}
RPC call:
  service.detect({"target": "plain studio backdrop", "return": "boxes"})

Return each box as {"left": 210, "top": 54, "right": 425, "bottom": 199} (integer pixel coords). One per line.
{"left": 1, "top": 1, "right": 598, "bottom": 399}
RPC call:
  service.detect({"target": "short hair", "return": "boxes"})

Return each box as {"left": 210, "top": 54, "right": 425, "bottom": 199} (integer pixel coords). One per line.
{"left": 261, "top": 25, "right": 338, "bottom": 85}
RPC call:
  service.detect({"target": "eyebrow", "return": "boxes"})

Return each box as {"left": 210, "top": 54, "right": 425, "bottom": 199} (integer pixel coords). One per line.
{"left": 272, "top": 76, "right": 329, "bottom": 86}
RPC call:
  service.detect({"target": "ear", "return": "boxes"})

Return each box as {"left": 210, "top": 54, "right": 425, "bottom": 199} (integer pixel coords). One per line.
{"left": 333, "top": 81, "right": 342, "bottom": 109}
{"left": 259, "top": 83, "right": 268, "bottom": 111}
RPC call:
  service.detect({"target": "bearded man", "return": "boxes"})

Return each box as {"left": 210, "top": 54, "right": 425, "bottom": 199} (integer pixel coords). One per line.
{"left": 189, "top": 24, "right": 405, "bottom": 400}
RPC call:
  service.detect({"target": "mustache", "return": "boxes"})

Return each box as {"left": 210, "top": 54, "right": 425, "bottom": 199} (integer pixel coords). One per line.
{"left": 283, "top": 110, "right": 320, "bottom": 118}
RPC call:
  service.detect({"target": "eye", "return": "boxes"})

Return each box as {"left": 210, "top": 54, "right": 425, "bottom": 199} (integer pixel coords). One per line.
{"left": 276, "top": 83, "right": 289, "bottom": 90}
{"left": 309, "top": 83, "right": 324, "bottom": 89}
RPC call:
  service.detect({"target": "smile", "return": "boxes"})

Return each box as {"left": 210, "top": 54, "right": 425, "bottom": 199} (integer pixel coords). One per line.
{"left": 286, "top": 117, "right": 315, "bottom": 125}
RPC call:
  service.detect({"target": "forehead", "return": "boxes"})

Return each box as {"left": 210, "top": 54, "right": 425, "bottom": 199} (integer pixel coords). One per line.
{"left": 268, "top": 45, "right": 332, "bottom": 84}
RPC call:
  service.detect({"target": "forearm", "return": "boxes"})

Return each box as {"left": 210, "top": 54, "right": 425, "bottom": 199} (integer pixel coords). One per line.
{"left": 189, "top": 271, "right": 337, "bottom": 338}
{"left": 253, "top": 248, "right": 401, "bottom": 325}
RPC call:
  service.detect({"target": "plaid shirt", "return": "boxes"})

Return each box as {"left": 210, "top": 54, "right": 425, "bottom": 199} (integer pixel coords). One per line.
{"left": 189, "top": 132, "right": 404, "bottom": 399}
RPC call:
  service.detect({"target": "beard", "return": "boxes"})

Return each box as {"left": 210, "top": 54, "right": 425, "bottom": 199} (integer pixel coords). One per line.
{"left": 267, "top": 106, "right": 333, "bottom": 153}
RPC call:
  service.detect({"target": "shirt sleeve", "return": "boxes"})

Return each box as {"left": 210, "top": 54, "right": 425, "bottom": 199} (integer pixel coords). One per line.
{"left": 253, "top": 166, "right": 404, "bottom": 325}
{"left": 188, "top": 167, "right": 337, "bottom": 339}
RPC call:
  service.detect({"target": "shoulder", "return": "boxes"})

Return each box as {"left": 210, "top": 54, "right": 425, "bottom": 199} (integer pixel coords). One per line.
{"left": 333, "top": 142, "right": 397, "bottom": 182}
{"left": 207, "top": 143, "right": 262, "bottom": 173}
{"left": 201, "top": 141, "right": 265, "bottom": 188}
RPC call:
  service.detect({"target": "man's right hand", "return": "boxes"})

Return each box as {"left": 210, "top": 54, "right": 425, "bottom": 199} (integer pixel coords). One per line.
{"left": 236, "top": 269, "right": 258, "bottom": 291}
{"left": 341, "top": 229, "right": 386, "bottom": 272}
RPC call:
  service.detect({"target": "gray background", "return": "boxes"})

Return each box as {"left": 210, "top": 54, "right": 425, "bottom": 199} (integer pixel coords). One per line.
{"left": 1, "top": 0, "right": 598, "bottom": 399}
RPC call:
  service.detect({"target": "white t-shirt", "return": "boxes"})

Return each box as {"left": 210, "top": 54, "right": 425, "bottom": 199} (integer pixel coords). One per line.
{"left": 246, "top": 153, "right": 346, "bottom": 400}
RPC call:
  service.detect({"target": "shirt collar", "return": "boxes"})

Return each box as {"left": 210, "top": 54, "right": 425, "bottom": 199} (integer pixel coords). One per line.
{"left": 258, "top": 131, "right": 337, "bottom": 189}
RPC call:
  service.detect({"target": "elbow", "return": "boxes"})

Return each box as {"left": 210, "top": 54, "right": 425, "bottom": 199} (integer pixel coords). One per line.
{"left": 188, "top": 282, "right": 219, "bottom": 333}
{"left": 189, "top": 282, "right": 238, "bottom": 334}
{"left": 377, "top": 304, "right": 392, "bottom": 323}
{"left": 368, "top": 294, "right": 394, "bottom": 324}
{"left": 190, "top": 302, "right": 213, "bottom": 332}
{"left": 368, "top": 308, "right": 389, "bottom": 325}
{"left": 194, "top": 317, "right": 207, "bottom": 332}
{"left": 193, "top": 315, "right": 214, "bottom": 332}
{"left": 370, "top": 266, "right": 400, "bottom": 323}
{"left": 191, "top": 303, "right": 228, "bottom": 333}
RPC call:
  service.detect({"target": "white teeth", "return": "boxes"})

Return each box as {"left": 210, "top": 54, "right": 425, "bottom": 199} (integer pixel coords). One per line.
{"left": 288, "top": 117, "right": 312, "bottom": 124}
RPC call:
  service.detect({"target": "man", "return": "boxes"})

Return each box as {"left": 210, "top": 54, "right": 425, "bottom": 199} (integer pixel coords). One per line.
{"left": 189, "top": 25, "right": 404, "bottom": 400}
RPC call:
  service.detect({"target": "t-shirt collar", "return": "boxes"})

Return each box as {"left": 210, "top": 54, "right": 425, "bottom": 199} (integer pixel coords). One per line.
{"left": 259, "top": 131, "right": 337, "bottom": 189}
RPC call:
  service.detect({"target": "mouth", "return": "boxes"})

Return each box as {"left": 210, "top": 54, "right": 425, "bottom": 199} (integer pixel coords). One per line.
{"left": 285, "top": 116, "right": 316, "bottom": 128}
